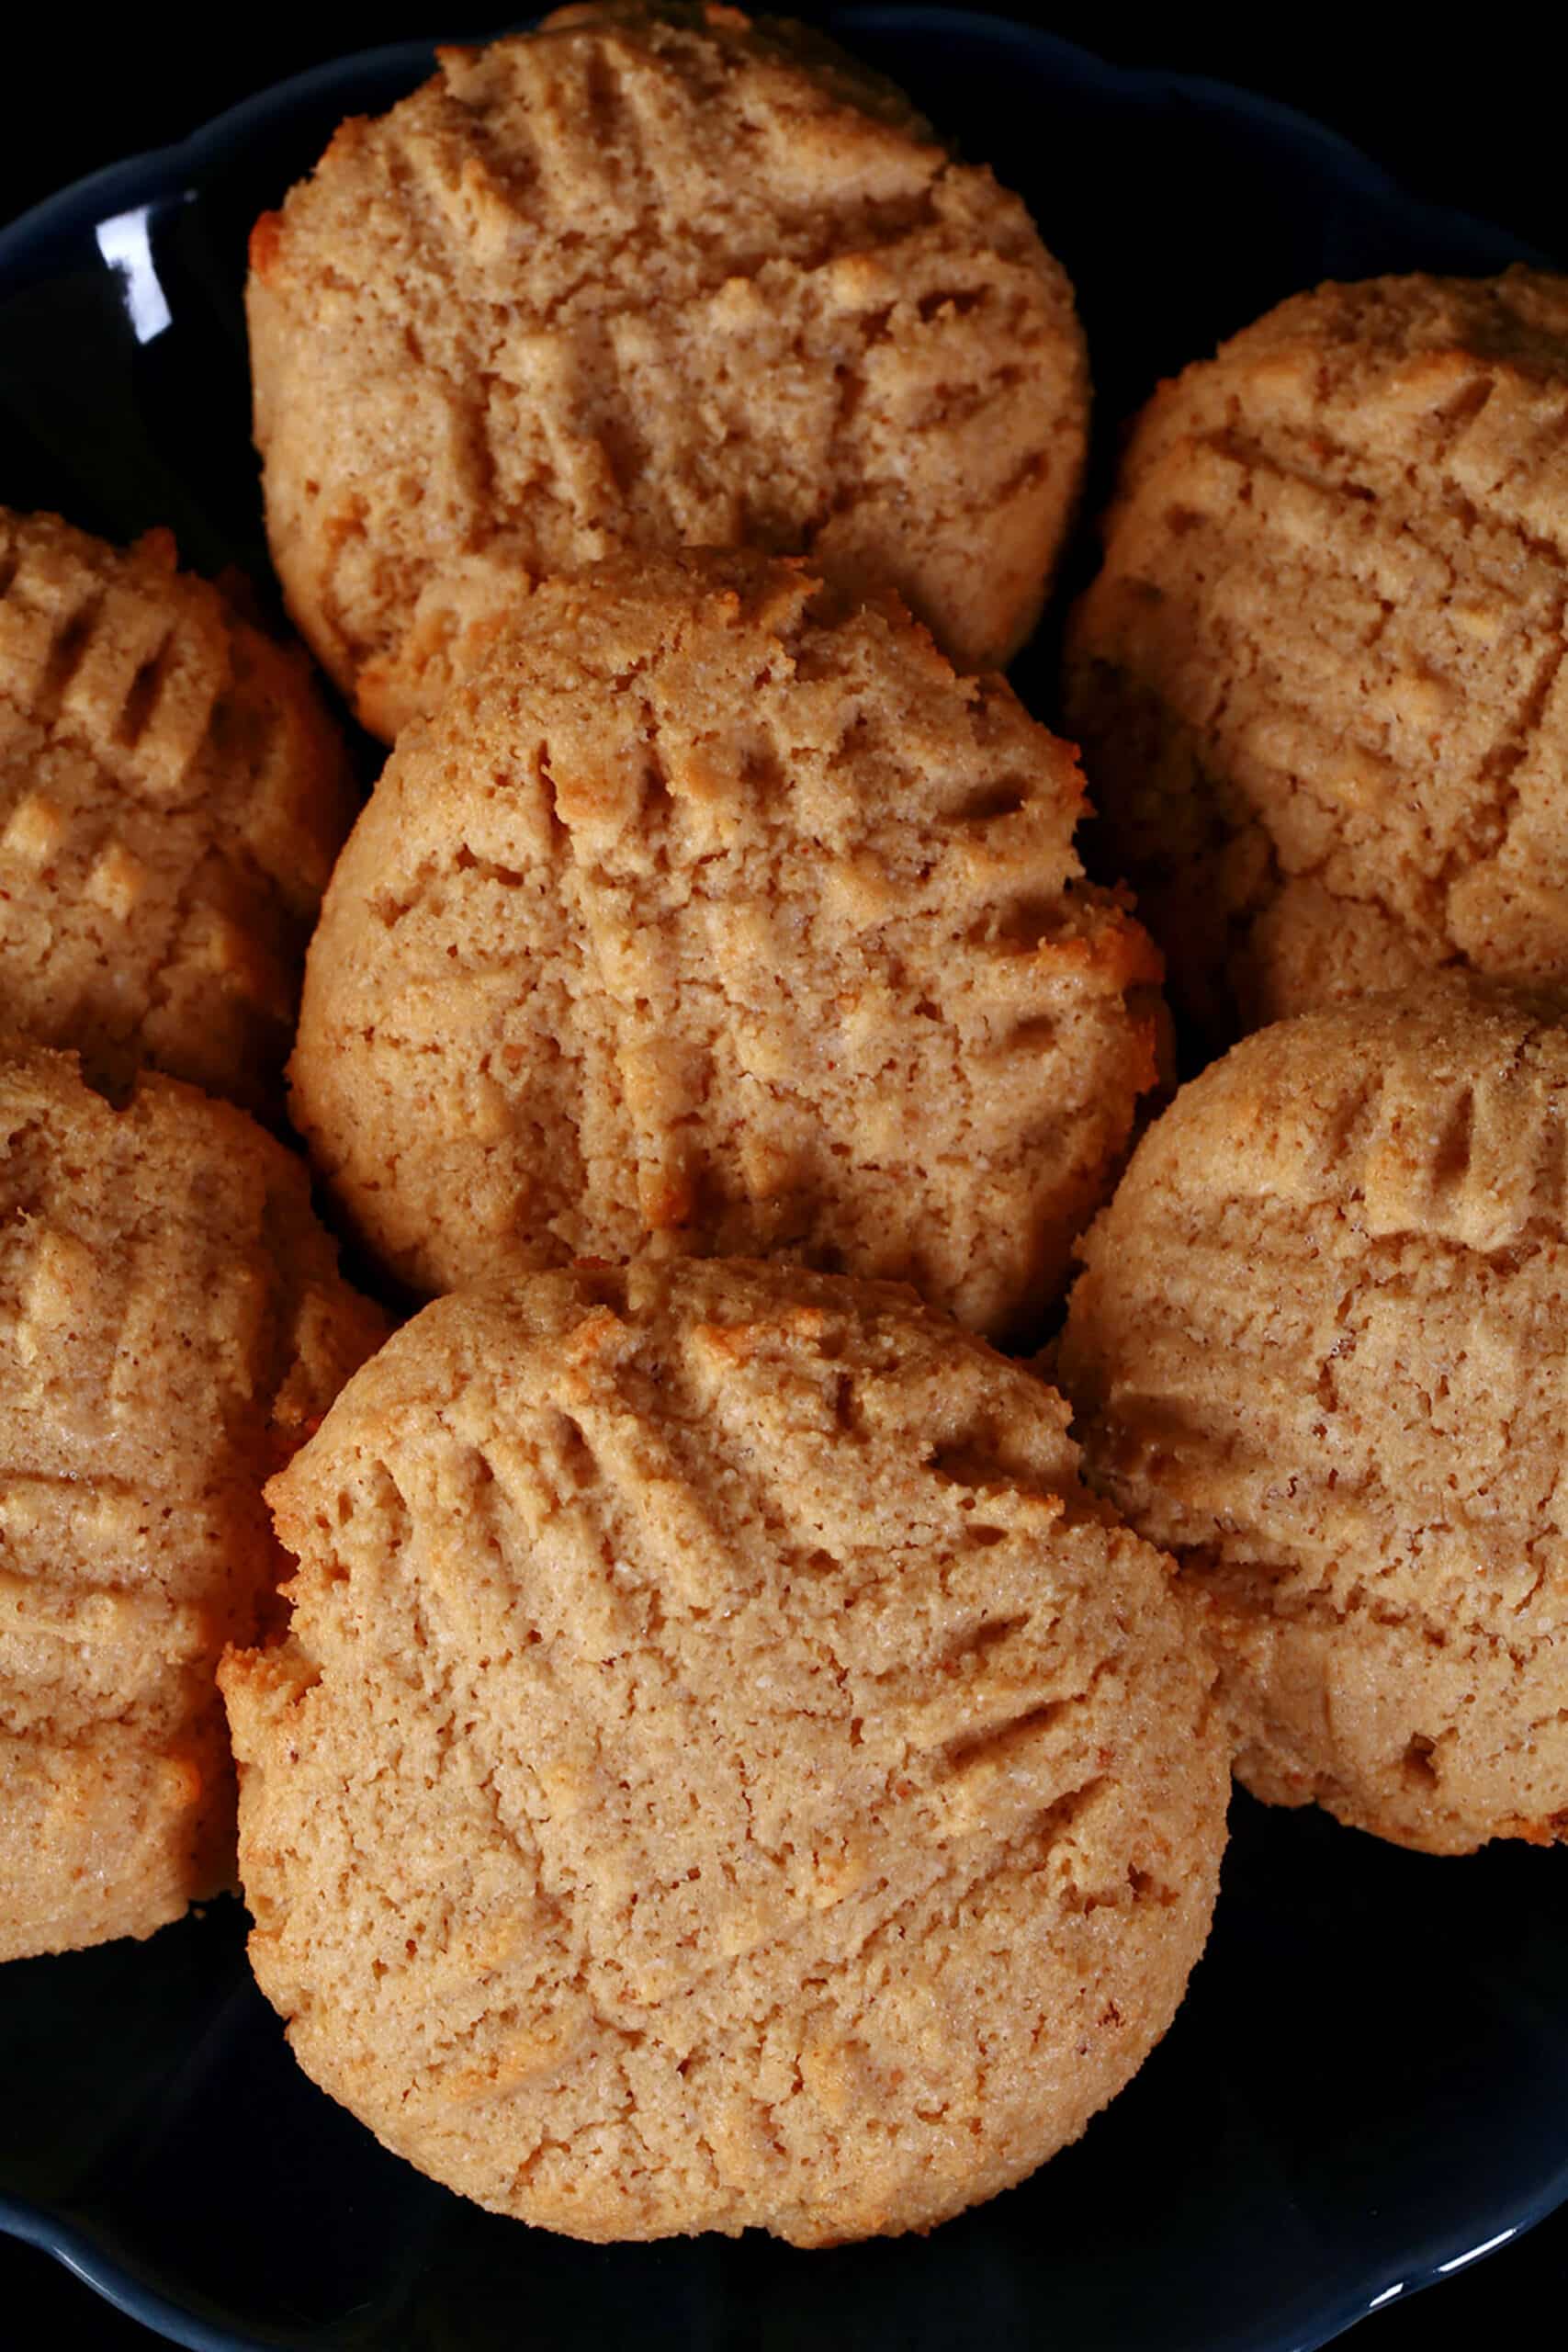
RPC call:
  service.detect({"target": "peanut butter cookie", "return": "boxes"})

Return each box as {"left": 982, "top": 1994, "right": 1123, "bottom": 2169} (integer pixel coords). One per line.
{"left": 222, "top": 1257, "right": 1229, "bottom": 2242}
{"left": 0, "top": 507, "right": 356, "bottom": 1119}
{"left": 288, "top": 548, "right": 1163, "bottom": 1338}
{"left": 0, "top": 1042, "right": 386, "bottom": 1961}
{"left": 1064, "top": 269, "right": 1568, "bottom": 1043}
{"left": 249, "top": 3, "right": 1089, "bottom": 740}
{"left": 1059, "top": 976, "right": 1568, "bottom": 1854}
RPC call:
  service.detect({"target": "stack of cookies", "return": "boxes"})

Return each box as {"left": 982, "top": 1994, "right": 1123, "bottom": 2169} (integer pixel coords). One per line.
{"left": 0, "top": 511, "right": 386, "bottom": 1962}
{"left": 1061, "top": 268, "right": 1568, "bottom": 1858}
{"left": 4, "top": 0, "right": 1564, "bottom": 2255}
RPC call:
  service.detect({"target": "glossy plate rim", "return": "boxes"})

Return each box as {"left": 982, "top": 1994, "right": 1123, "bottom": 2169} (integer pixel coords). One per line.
{"left": 0, "top": 8, "right": 1551, "bottom": 289}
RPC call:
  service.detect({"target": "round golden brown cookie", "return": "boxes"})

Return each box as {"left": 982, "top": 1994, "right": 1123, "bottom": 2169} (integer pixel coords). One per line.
{"left": 288, "top": 548, "right": 1162, "bottom": 1339}
{"left": 0, "top": 507, "right": 357, "bottom": 1120}
{"left": 221, "top": 1256, "right": 1228, "bottom": 2243}
{"left": 0, "top": 1041, "right": 387, "bottom": 1962}
{"left": 1062, "top": 268, "right": 1568, "bottom": 1045}
{"left": 247, "top": 2, "right": 1089, "bottom": 741}
{"left": 1058, "top": 976, "right": 1568, "bottom": 1856}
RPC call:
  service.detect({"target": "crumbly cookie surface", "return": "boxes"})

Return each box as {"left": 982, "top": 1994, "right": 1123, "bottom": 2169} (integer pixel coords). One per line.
{"left": 248, "top": 3, "right": 1089, "bottom": 740}
{"left": 1059, "top": 977, "right": 1568, "bottom": 1854}
{"left": 288, "top": 548, "right": 1161, "bottom": 1338}
{"left": 0, "top": 1042, "right": 387, "bottom": 1962}
{"left": 0, "top": 508, "right": 356, "bottom": 1119}
{"left": 1063, "top": 269, "right": 1568, "bottom": 1043}
{"left": 222, "top": 1257, "right": 1228, "bottom": 2243}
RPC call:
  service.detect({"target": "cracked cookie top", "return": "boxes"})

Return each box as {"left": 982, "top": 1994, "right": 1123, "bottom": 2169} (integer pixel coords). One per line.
{"left": 1059, "top": 973, "right": 1568, "bottom": 1854}
{"left": 1063, "top": 268, "right": 1568, "bottom": 1046}
{"left": 287, "top": 547, "right": 1163, "bottom": 1339}
{"left": 0, "top": 507, "right": 357, "bottom": 1122}
{"left": 247, "top": 2, "right": 1088, "bottom": 740}
{"left": 0, "top": 1039, "right": 387, "bottom": 1961}
{"left": 222, "top": 1255, "right": 1228, "bottom": 2242}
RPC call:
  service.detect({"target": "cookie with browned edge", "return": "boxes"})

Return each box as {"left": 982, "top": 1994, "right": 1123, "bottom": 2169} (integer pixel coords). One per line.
{"left": 223, "top": 1256, "right": 1229, "bottom": 2242}
{"left": 0, "top": 1041, "right": 386, "bottom": 1961}
{"left": 288, "top": 548, "right": 1162, "bottom": 1339}
{"left": 1059, "top": 976, "right": 1568, "bottom": 1854}
{"left": 1064, "top": 269, "right": 1568, "bottom": 1045}
{"left": 249, "top": 3, "right": 1089, "bottom": 740}
{"left": 0, "top": 507, "right": 356, "bottom": 1119}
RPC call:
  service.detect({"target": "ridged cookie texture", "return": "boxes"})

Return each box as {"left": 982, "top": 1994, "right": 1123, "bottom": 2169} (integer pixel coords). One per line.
{"left": 0, "top": 508, "right": 357, "bottom": 1120}
{"left": 1063, "top": 268, "right": 1568, "bottom": 1043}
{"left": 0, "top": 1042, "right": 387, "bottom": 1962}
{"left": 1059, "top": 977, "right": 1568, "bottom": 1856}
{"left": 222, "top": 1257, "right": 1229, "bottom": 2244}
{"left": 288, "top": 548, "right": 1163, "bottom": 1339}
{"left": 247, "top": 1, "right": 1089, "bottom": 741}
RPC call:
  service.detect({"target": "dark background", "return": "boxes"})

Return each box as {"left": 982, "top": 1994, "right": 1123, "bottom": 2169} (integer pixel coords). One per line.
{"left": 1, "top": 6, "right": 1563, "bottom": 2347}
{"left": 2, "top": 4, "right": 1563, "bottom": 261}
